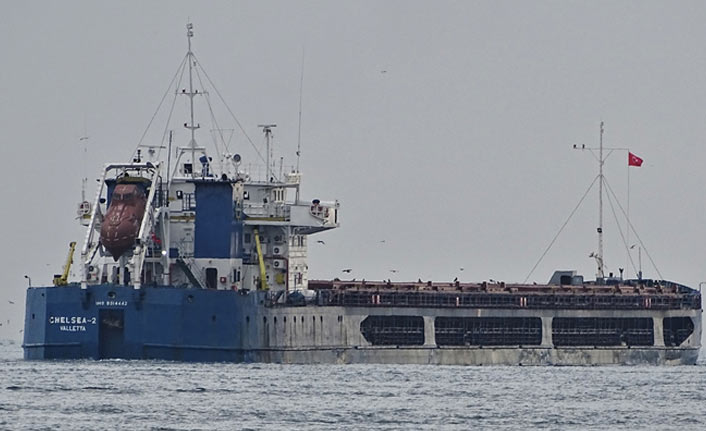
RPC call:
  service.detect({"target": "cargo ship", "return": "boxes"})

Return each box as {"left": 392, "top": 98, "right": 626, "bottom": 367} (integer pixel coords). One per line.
{"left": 23, "top": 25, "right": 701, "bottom": 365}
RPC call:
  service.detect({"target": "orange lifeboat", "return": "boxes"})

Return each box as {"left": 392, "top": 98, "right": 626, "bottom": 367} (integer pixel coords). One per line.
{"left": 100, "top": 183, "right": 147, "bottom": 260}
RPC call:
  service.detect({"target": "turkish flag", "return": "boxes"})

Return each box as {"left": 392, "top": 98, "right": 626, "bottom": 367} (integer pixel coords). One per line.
{"left": 628, "top": 152, "right": 643, "bottom": 167}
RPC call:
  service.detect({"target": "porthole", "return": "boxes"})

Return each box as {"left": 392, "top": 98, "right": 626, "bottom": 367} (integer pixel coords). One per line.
{"left": 108, "top": 291, "right": 116, "bottom": 299}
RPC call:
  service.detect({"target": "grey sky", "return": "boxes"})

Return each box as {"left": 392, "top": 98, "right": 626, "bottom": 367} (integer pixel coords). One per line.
{"left": 2, "top": 1, "right": 705, "bottom": 340}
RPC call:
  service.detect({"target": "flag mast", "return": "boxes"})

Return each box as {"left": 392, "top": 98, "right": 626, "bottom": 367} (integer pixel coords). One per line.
{"left": 597, "top": 122, "right": 605, "bottom": 280}
{"left": 574, "top": 123, "right": 629, "bottom": 280}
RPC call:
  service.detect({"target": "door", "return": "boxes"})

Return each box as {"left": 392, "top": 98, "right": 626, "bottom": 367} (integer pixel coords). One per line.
{"left": 206, "top": 267, "right": 218, "bottom": 289}
{"left": 99, "top": 309, "right": 125, "bottom": 359}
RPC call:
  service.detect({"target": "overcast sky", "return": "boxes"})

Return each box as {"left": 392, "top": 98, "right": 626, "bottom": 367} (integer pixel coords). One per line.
{"left": 2, "top": 1, "right": 706, "bottom": 341}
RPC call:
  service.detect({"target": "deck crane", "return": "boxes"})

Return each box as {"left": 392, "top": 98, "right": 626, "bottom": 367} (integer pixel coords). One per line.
{"left": 53, "top": 242, "right": 77, "bottom": 286}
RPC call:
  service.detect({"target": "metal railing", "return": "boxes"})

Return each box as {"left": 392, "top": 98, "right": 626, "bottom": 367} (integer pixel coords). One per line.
{"left": 314, "top": 289, "right": 701, "bottom": 311}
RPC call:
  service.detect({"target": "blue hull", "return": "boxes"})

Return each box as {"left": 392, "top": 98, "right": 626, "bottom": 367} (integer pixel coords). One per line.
{"left": 23, "top": 284, "right": 702, "bottom": 365}
{"left": 23, "top": 285, "right": 253, "bottom": 362}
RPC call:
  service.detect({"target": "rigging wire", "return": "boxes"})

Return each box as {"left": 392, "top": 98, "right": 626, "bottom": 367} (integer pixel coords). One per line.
{"left": 156, "top": 59, "right": 189, "bottom": 161}
{"left": 193, "top": 65, "right": 225, "bottom": 170}
{"left": 296, "top": 47, "right": 305, "bottom": 172}
{"left": 602, "top": 179, "right": 639, "bottom": 275}
{"left": 603, "top": 177, "right": 663, "bottom": 279}
{"left": 133, "top": 54, "right": 189, "bottom": 157}
{"left": 523, "top": 175, "right": 600, "bottom": 283}
{"left": 192, "top": 55, "right": 266, "bottom": 165}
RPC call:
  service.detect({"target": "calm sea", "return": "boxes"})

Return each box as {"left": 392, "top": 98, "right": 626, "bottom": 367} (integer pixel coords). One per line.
{"left": 0, "top": 340, "right": 704, "bottom": 430}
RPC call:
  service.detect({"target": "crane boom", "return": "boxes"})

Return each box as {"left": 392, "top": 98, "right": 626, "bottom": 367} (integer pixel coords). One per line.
{"left": 53, "top": 241, "right": 77, "bottom": 286}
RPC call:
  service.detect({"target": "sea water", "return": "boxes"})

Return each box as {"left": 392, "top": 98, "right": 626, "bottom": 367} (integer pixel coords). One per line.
{"left": 1, "top": 340, "right": 704, "bottom": 430}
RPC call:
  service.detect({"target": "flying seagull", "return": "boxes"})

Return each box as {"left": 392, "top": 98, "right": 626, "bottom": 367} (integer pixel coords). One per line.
{"left": 342, "top": 269, "right": 352, "bottom": 273}
{"left": 316, "top": 240, "right": 325, "bottom": 244}
{"left": 389, "top": 269, "right": 398, "bottom": 273}
{"left": 8, "top": 300, "right": 14, "bottom": 304}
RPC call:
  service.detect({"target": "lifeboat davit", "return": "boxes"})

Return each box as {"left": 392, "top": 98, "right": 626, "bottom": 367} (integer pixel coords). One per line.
{"left": 100, "top": 183, "right": 147, "bottom": 260}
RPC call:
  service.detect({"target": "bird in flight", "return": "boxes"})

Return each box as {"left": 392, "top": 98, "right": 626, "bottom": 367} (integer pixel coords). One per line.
{"left": 316, "top": 240, "right": 326, "bottom": 244}
{"left": 7, "top": 300, "right": 14, "bottom": 304}
{"left": 389, "top": 269, "right": 398, "bottom": 273}
{"left": 342, "top": 269, "right": 352, "bottom": 273}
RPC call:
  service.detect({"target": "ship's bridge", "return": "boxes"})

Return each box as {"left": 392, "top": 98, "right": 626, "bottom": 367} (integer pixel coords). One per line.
{"left": 240, "top": 180, "right": 339, "bottom": 233}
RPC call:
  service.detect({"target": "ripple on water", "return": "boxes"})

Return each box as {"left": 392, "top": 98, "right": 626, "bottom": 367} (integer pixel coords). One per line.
{"left": 1, "top": 342, "right": 705, "bottom": 430}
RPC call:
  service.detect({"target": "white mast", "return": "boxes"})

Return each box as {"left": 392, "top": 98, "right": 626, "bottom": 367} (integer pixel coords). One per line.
{"left": 185, "top": 23, "right": 200, "bottom": 178}
{"left": 259, "top": 124, "right": 276, "bottom": 181}
{"left": 597, "top": 121, "right": 605, "bottom": 279}
{"left": 572, "top": 124, "right": 630, "bottom": 281}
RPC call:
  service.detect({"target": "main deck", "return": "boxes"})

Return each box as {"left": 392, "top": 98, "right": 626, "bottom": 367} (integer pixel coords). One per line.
{"left": 307, "top": 279, "right": 702, "bottom": 310}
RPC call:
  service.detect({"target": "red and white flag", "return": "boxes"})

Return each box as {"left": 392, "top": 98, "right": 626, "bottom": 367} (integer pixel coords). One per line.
{"left": 628, "top": 152, "right": 643, "bottom": 167}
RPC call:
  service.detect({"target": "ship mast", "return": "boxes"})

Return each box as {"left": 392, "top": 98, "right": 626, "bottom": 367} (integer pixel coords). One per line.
{"left": 185, "top": 23, "right": 200, "bottom": 178}
{"left": 597, "top": 121, "right": 605, "bottom": 280}
{"left": 259, "top": 124, "right": 276, "bottom": 181}
{"left": 570, "top": 123, "right": 631, "bottom": 281}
